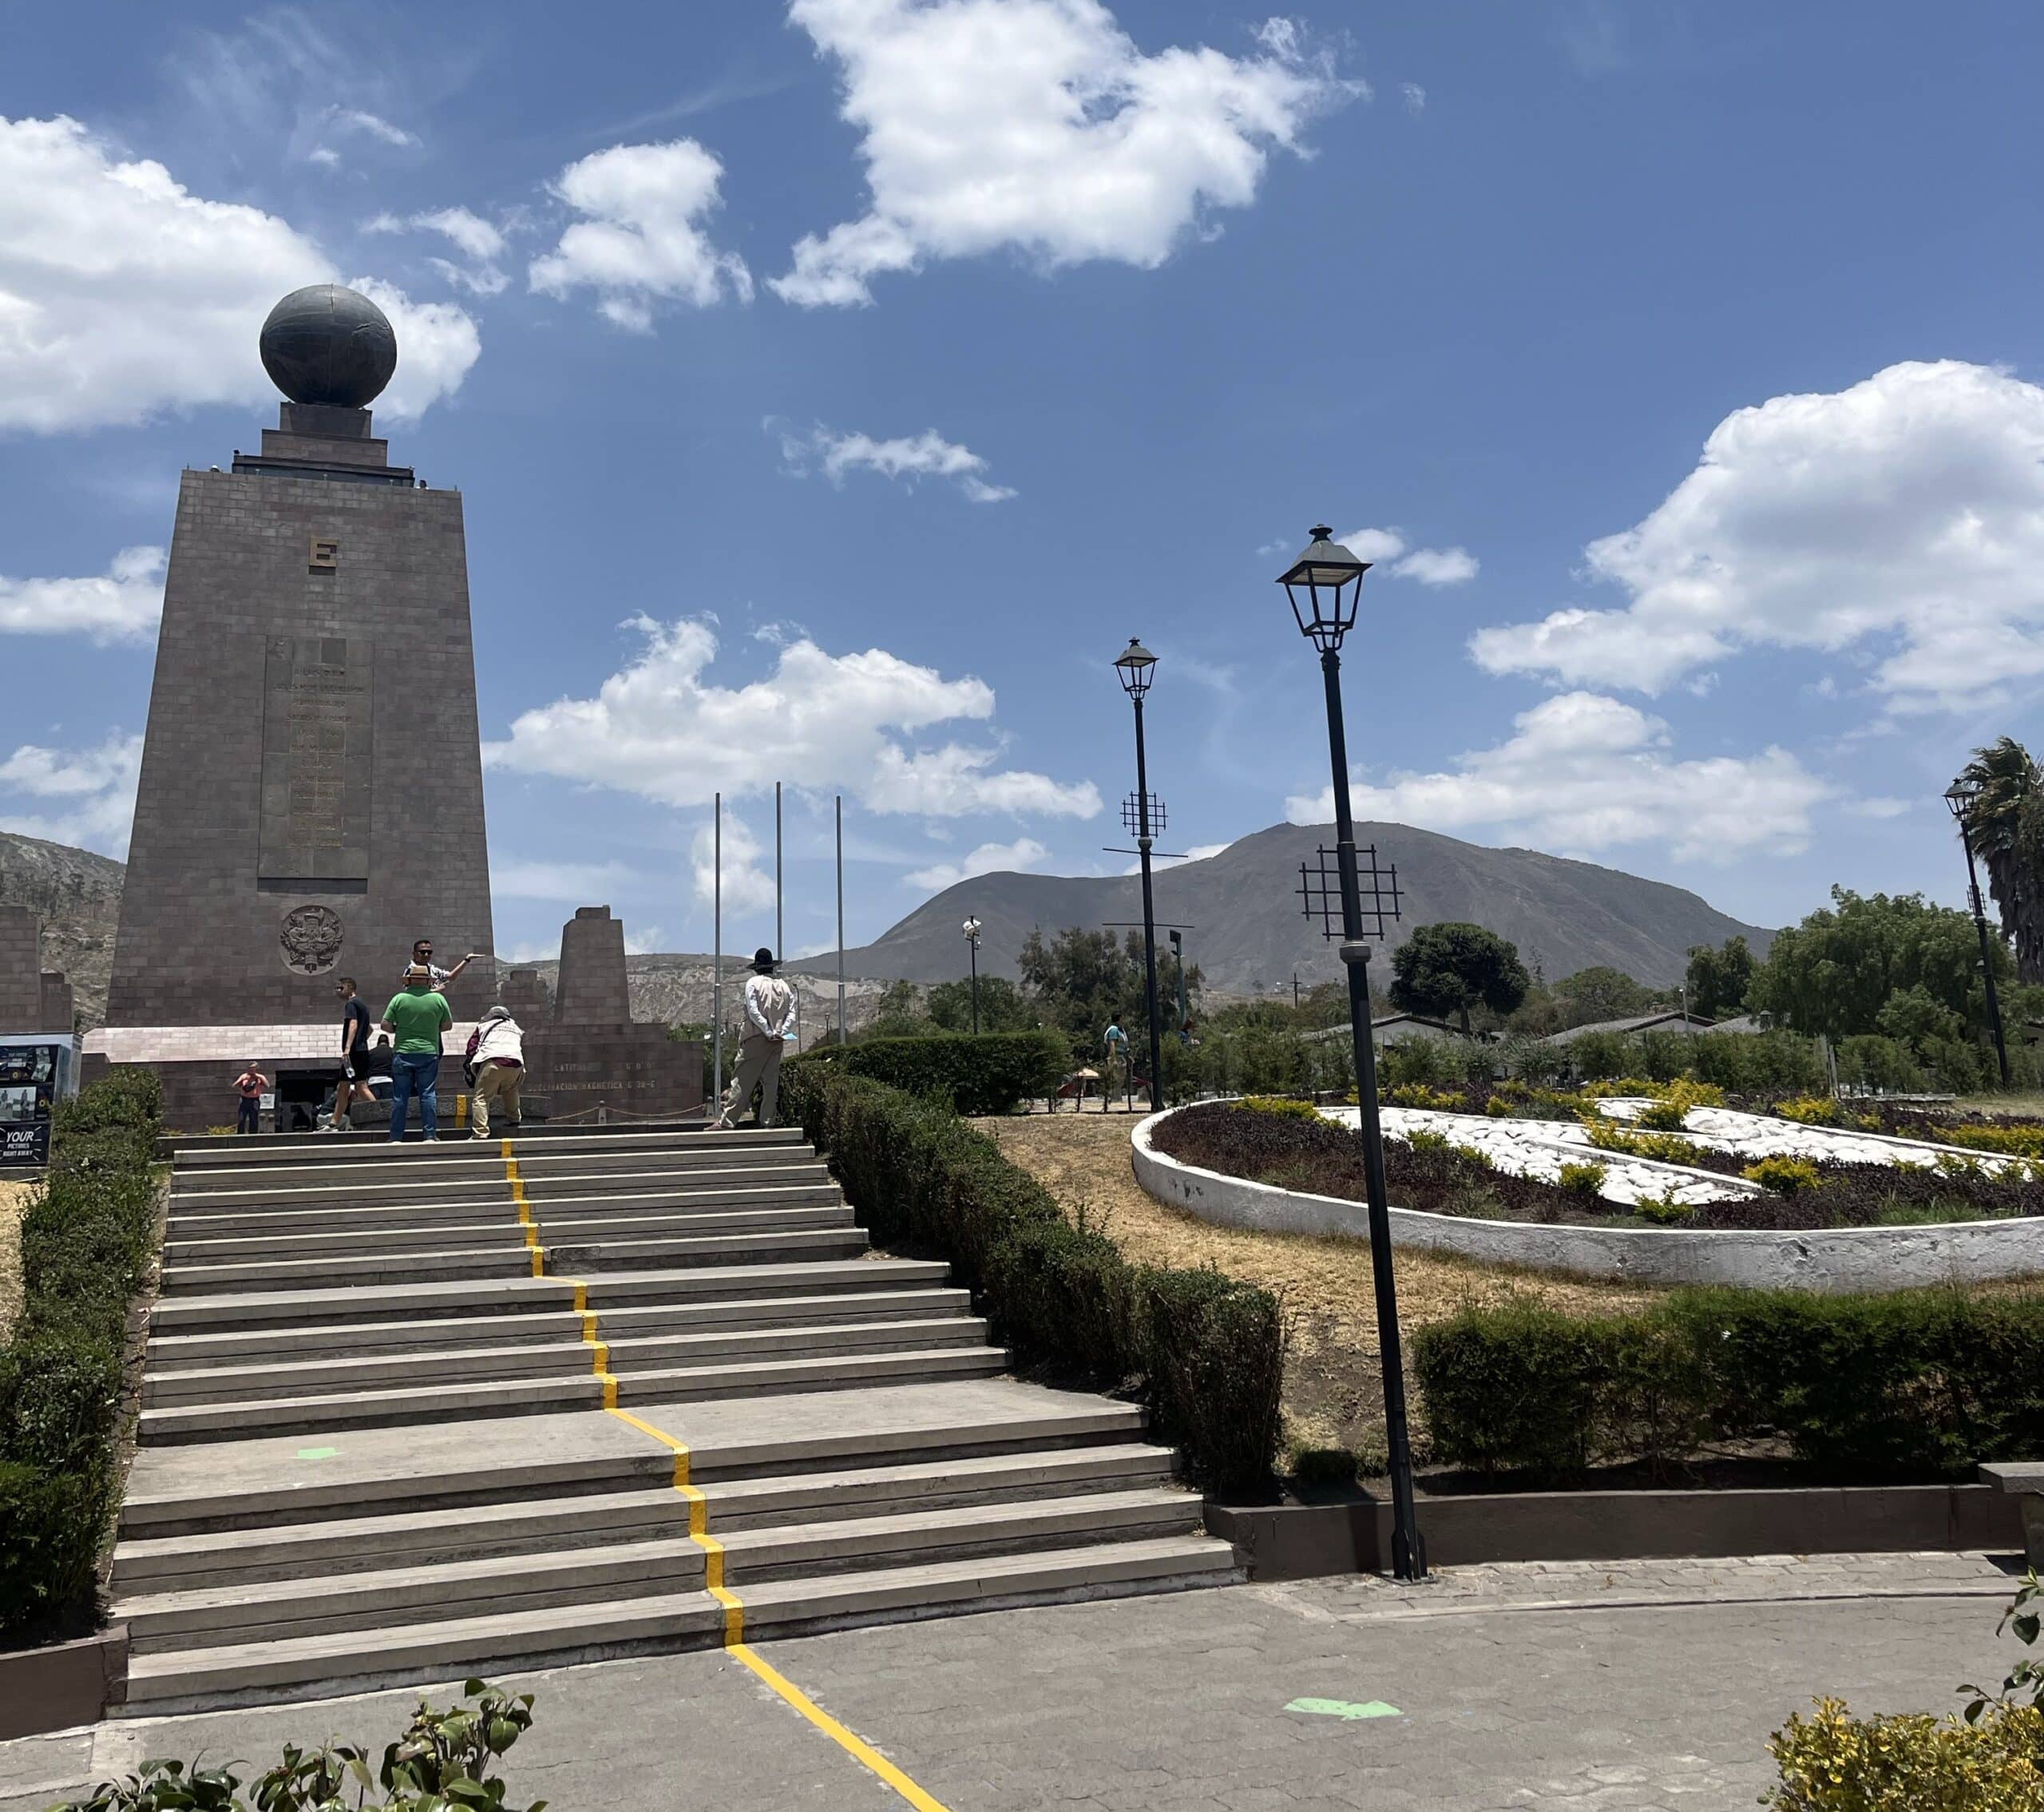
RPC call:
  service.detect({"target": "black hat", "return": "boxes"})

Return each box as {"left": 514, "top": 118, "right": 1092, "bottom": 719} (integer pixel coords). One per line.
{"left": 751, "top": 946, "right": 777, "bottom": 973}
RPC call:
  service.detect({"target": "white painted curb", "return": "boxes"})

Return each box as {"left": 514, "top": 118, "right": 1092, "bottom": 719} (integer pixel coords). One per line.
{"left": 1130, "top": 1104, "right": 2044, "bottom": 1295}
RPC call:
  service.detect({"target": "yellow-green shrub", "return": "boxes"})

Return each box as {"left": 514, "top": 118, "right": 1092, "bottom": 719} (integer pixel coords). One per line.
{"left": 1236, "top": 1095, "right": 1323, "bottom": 1122}
{"left": 1583, "top": 1076, "right": 1728, "bottom": 1108}
{"left": 1634, "top": 1080, "right": 1723, "bottom": 1131}
{"left": 1765, "top": 1698, "right": 2044, "bottom": 1810}
{"left": 1633, "top": 1195, "right": 1695, "bottom": 1225}
{"left": 1584, "top": 1121, "right": 1710, "bottom": 1167}
{"left": 1745, "top": 1155, "right": 1824, "bottom": 1196}
{"left": 1557, "top": 1162, "right": 1607, "bottom": 1195}
{"left": 1937, "top": 1123, "right": 2044, "bottom": 1160}
{"left": 1774, "top": 1095, "right": 1840, "bottom": 1127}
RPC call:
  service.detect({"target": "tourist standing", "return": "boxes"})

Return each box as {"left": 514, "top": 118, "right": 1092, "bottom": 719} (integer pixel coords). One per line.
{"left": 402, "top": 938, "right": 485, "bottom": 994}
{"left": 714, "top": 948, "right": 796, "bottom": 1129}
{"left": 232, "top": 1061, "right": 269, "bottom": 1135}
{"left": 469, "top": 1005, "right": 525, "bottom": 1138}
{"left": 381, "top": 964, "right": 454, "bottom": 1142}
{"left": 1103, "top": 1019, "right": 1130, "bottom": 1110}
{"left": 330, "top": 977, "right": 371, "bottom": 1132}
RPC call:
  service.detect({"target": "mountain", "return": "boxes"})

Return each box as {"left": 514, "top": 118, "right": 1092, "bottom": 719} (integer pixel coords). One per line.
{"left": 523, "top": 954, "right": 894, "bottom": 1040}
{"left": 0, "top": 831, "right": 126, "bottom": 1027}
{"left": 789, "top": 822, "right": 1775, "bottom": 995}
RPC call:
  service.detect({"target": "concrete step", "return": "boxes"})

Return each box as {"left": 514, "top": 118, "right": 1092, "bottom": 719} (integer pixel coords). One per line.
{"left": 121, "top": 1392, "right": 1150, "bottom": 1536}
{"left": 148, "top": 1287, "right": 972, "bottom": 1370}
{"left": 118, "top": 1536, "right": 1240, "bottom": 1712}
{"left": 620, "top": 1343, "right": 1008, "bottom": 1408}
{"left": 171, "top": 1164, "right": 834, "bottom": 1213}
{"left": 164, "top": 1200, "right": 854, "bottom": 1263}
{"left": 168, "top": 1128, "right": 806, "bottom": 1180}
{"left": 112, "top": 1444, "right": 1178, "bottom": 1592}
{"left": 117, "top": 1488, "right": 1198, "bottom": 1654}
{"left": 167, "top": 1166, "right": 834, "bottom": 1228}
{"left": 138, "top": 1345, "right": 1005, "bottom": 1443}
{"left": 158, "top": 1227, "right": 870, "bottom": 1295}
{"left": 118, "top": 1534, "right": 708, "bottom": 1651}
{"left": 142, "top": 1315, "right": 984, "bottom": 1407}
{"left": 146, "top": 1259, "right": 946, "bottom": 1335}
{"left": 143, "top": 1338, "right": 601, "bottom": 1407}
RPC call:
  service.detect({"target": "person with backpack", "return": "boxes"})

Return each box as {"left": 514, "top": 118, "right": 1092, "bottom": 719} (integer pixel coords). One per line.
{"left": 466, "top": 1006, "right": 525, "bottom": 1138}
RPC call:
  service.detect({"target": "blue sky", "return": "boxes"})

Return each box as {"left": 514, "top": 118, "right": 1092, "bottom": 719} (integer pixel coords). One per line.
{"left": 4, "top": 1, "right": 2042, "bottom": 966}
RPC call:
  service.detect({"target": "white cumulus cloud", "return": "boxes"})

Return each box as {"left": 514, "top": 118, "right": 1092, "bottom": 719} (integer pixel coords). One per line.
{"left": 0, "top": 546, "right": 164, "bottom": 644}
{"left": 907, "top": 837, "right": 1049, "bottom": 891}
{"left": 369, "top": 205, "right": 509, "bottom": 295}
{"left": 691, "top": 811, "right": 776, "bottom": 914}
{"left": 776, "top": 422, "right": 1015, "bottom": 502}
{"left": 0, "top": 115, "right": 479, "bottom": 430}
{"left": 1337, "top": 527, "right": 1479, "bottom": 585}
{"left": 485, "top": 617, "right": 1099, "bottom": 821}
{"left": 1283, "top": 691, "right": 1833, "bottom": 863}
{"left": 773, "top": 0, "right": 1354, "bottom": 307}
{"left": 1468, "top": 360, "right": 2044, "bottom": 713}
{"left": 0, "top": 732, "right": 145, "bottom": 855}
{"left": 529, "top": 138, "right": 752, "bottom": 328}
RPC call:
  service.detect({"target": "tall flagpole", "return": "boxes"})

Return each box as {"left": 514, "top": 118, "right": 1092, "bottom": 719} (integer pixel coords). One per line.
{"left": 712, "top": 792, "right": 723, "bottom": 1115}
{"left": 835, "top": 794, "right": 846, "bottom": 1045}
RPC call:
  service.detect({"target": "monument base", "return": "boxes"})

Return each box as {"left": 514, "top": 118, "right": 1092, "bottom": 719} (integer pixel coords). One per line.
{"left": 84, "top": 1022, "right": 705, "bottom": 1134}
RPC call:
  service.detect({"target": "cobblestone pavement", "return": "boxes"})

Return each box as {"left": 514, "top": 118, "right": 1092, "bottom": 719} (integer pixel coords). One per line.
{"left": 1, "top": 1552, "right": 2027, "bottom": 1812}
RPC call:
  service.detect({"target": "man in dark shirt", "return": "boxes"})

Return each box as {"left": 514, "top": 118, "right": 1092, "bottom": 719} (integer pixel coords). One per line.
{"left": 330, "top": 976, "right": 371, "bottom": 1132}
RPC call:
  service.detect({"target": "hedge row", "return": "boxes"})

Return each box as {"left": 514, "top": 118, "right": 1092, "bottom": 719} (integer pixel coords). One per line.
{"left": 779, "top": 1065, "right": 1283, "bottom": 1494}
{"left": 792, "top": 1031, "right": 1067, "bottom": 1117}
{"left": 0, "top": 1067, "right": 163, "bottom": 1635}
{"left": 1414, "top": 1287, "right": 2044, "bottom": 1481}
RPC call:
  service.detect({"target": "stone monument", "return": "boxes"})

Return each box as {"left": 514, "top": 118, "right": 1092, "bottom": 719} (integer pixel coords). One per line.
{"left": 107, "top": 284, "right": 495, "bottom": 1029}
{"left": 0, "top": 906, "right": 39, "bottom": 1029}
{"left": 517, "top": 906, "right": 703, "bottom": 1121}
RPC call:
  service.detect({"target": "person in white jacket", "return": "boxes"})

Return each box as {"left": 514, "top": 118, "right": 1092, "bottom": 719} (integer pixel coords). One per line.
{"left": 715, "top": 947, "right": 797, "bottom": 1129}
{"left": 469, "top": 1005, "right": 525, "bottom": 1137}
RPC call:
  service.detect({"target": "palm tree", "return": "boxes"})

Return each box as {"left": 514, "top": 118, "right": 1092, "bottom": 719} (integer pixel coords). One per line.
{"left": 1953, "top": 737, "right": 2044, "bottom": 985}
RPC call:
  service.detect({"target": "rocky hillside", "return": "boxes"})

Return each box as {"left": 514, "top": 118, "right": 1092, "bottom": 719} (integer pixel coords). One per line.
{"left": 0, "top": 831, "right": 125, "bottom": 1027}
{"left": 522, "top": 954, "right": 893, "bottom": 1043}
{"left": 791, "top": 821, "right": 1775, "bottom": 994}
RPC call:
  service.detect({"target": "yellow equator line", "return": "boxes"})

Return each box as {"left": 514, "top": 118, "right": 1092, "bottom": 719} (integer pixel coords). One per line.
{"left": 501, "top": 1141, "right": 616, "bottom": 1406}
{"left": 604, "top": 1401, "right": 952, "bottom": 1810}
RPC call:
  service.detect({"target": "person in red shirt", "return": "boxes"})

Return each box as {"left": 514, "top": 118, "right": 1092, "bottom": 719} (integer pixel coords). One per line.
{"left": 232, "top": 1062, "right": 270, "bottom": 1136}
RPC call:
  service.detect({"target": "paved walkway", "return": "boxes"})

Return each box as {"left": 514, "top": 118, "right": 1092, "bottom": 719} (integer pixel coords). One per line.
{"left": 3, "top": 1552, "right": 2026, "bottom": 1812}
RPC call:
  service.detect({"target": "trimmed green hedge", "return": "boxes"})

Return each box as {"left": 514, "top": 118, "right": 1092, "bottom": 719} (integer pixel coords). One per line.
{"left": 780, "top": 1064, "right": 1283, "bottom": 1493}
{"left": 1415, "top": 1287, "right": 2044, "bottom": 1481}
{"left": 792, "top": 1031, "right": 1068, "bottom": 1117}
{"left": 0, "top": 1066, "right": 162, "bottom": 1636}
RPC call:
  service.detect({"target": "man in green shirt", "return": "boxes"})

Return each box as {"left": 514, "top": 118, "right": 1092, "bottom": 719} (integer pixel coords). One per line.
{"left": 381, "top": 964, "right": 454, "bottom": 1142}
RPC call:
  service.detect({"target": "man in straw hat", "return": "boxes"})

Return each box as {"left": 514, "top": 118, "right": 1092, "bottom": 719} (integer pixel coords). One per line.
{"left": 714, "top": 946, "right": 796, "bottom": 1129}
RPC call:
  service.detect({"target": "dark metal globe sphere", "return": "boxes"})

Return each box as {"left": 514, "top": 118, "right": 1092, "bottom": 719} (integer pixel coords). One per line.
{"left": 259, "top": 284, "right": 398, "bottom": 408}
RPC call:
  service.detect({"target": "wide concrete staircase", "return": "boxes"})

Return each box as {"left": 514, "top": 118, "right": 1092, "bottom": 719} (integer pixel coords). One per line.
{"left": 113, "top": 1127, "right": 1238, "bottom": 1711}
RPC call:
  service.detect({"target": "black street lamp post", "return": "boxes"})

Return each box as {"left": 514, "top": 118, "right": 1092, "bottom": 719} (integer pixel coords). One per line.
{"left": 962, "top": 917, "right": 982, "bottom": 1035}
{"left": 1114, "top": 640, "right": 1166, "bottom": 1115}
{"left": 1944, "top": 781, "right": 2011, "bottom": 1088}
{"left": 1278, "top": 526, "right": 1427, "bottom": 1581}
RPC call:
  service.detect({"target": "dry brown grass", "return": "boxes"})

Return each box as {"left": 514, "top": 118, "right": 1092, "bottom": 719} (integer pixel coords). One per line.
{"left": 0, "top": 1176, "right": 35, "bottom": 1342}
{"left": 975, "top": 1113, "right": 1666, "bottom": 1463}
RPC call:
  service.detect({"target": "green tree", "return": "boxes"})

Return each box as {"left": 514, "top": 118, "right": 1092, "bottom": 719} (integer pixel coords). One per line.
{"left": 1685, "top": 936, "right": 1754, "bottom": 1020}
{"left": 925, "top": 974, "right": 1038, "bottom": 1033}
{"left": 862, "top": 978, "right": 931, "bottom": 1041}
{"left": 1388, "top": 922, "right": 1531, "bottom": 1035}
{"left": 1953, "top": 737, "right": 2044, "bottom": 985}
{"left": 1016, "top": 925, "right": 1199, "bottom": 1061}
{"left": 1745, "top": 886, "right": 2014, "bottom": 1045}
{"left": 1551, "top": 965, "right": 1654, "bottom": 1029}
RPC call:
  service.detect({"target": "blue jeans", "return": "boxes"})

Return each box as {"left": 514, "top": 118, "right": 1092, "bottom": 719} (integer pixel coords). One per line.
{"left": 389, "top": 1052, "right": 440, "bottom": 1141}
{"left": 236, "top": 1096, "right": 261, "bottom": 1134}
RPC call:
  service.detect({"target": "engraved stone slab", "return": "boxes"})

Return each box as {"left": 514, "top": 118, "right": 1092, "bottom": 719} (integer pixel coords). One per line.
{"left": 259, "top": 635, "right": 372, "bottom": 887}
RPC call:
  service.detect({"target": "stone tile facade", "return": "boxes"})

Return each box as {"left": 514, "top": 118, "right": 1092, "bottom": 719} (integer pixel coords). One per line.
{"left": 554, "top": 906, "right": 631, "bottom": 1025}
{"left": 107, "top": 402, "right": 495, "bottom": 1030}
{"left": 0, "top": 906, "right": 39, "bottom": 1029}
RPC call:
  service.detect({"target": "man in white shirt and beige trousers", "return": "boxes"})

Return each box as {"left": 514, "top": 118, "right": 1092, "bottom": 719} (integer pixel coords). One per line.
{"left": 715, "top": 946, "right": 797, "bottom": 1128}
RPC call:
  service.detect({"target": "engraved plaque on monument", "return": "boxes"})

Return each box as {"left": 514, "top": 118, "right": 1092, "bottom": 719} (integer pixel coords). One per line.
{"left": 108, "top": 285, "right": 495, "bottom": 1027}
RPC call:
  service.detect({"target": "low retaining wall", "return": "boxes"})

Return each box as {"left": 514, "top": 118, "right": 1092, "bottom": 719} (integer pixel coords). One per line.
{"left": 1205, "top": 1483, "right": 2022, "bottom": 1579}
{"left": 1131, "top": 1106, "right": 2044, "bottom": 1292}
{"left": 0, "top": 1626, "right": 125, "bottom": 1739}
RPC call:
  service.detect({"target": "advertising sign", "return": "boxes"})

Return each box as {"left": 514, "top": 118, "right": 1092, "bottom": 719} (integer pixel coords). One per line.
{"left": 0, "top": 1040, "right": 69, "bottom": 1168}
